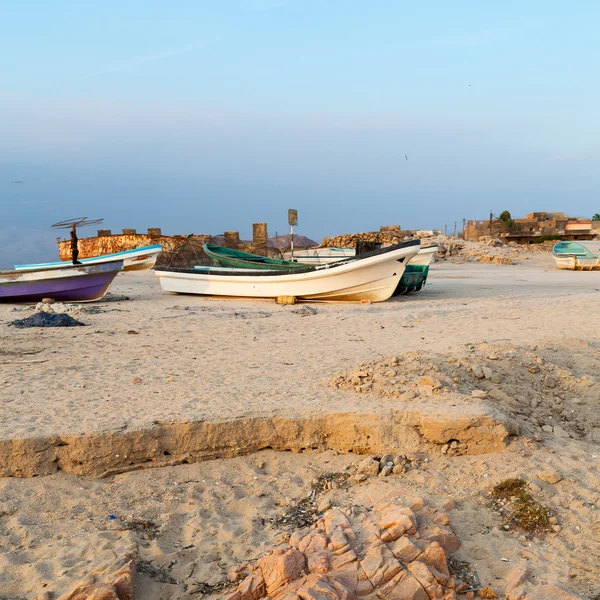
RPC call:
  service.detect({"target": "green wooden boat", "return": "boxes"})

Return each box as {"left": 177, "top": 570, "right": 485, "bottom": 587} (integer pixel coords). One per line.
{"left": 203, "top": 243, "right": 309, "bottom": 270}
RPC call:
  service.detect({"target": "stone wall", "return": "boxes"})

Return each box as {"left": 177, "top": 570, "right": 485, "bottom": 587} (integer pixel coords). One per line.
{"left": 320, "top": 229, "right": 414, "bottom": 249}
{"left": 58, "top": 223, "right": 276, "bottom": 267}
{"left": 57, "top": 230, "right": 213, "bottom": 268}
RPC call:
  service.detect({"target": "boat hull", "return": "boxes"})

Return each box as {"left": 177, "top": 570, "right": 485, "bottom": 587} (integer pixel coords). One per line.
{"left": 393, "top": 246, "right": 438, "bottom": 295}
{"left": 0, "top": 260, "right": 124, "bottom": 303}
{"left": 552, "top": 256, "right": 600, "bottom": 270}
{"left": 156, "top": 241, "right": 420, "bottom": 302}
{"left": 14, "top": 245, "right": 162, "bottom": 272}
{"left": 552, "top": 241, "right": 600, "bottom": 270}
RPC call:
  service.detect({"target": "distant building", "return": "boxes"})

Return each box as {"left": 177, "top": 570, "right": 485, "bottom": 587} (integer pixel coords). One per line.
{"left": 464, "top": 212, "right": 599, "bottom": 243}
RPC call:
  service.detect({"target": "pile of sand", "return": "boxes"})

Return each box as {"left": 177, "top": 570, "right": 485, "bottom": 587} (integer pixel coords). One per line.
{"left": 331, "top": 339, "right": 600, "bottom": 445}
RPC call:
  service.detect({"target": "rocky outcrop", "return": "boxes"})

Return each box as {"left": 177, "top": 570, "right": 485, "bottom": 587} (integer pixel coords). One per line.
{"left": 53, "top": 551, "right": 136, "bottom": 600}
{"left": 224, "top": 500, "right": 468, "bottom": 599}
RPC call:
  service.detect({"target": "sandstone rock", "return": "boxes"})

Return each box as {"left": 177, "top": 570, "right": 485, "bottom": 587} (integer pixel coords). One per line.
{"left": 544, "top": 375, "right": 557, "bottom": 388}
{"left": 257, "top": 549, "right": 306, "bottom": 595}
{"left": 389, "top": 536, "right": 422, "bottom": 563}
{"left": 488, "top": 388, "right": 517, "bottom": 406}
{"left": 409, "top": 498, "right": 425, "bottom": 511}
{"left": 421, "top": 543, "right": 449, "bottom": 577}
{"left": 58, "top": 557, "right": 136, "bottom": 600}
{"left": 357, "top": 458, "right": 380, "bottom": 476}
{"left": 322, "top": 510, "right": 352, "bottom": 536}
{"left": 330, "top": 548, "right": 357, "bottom": 570}
{"left": 379, "top": 463, "right": 393, "bottom": 478}
{"left": 226, "top": 570, "right": 265, "bottom": 600}
{"left": 384, "top": 574, "right": 429, "bottom": 600}
{"left": 536, "top": 470, "right": 562, "bottom": 484}
{"left": 289, "top": 528, "right": 312, "bottom": 549}
{"left": 541, "top": 425, "right": 553, "bottom": 433}
{"left": 407, "top": 560, "right": 444, "bottom": 598}
{"left": 296, "top": 573, "right": 354, "bottom": 599}
{"left": 472, "top": 365, "right": 484, "bottom": 379}
{"left": 328, "top": 529, "right": 350, "bottom": 553}
{"left": 380, "top": 508, "right": 417, "bottom": 537}
{"left": 432, "top": 512, "right": 451, "bottom": 526}
{"left": 420, "top": 376, "right": 442, "bottom": 388}
{"left": 130, "top": 377, "right": 142, "bottom": 385}
{"left": 471, "top": 390, "right": 488, "bottom": 399}
{"left": 318, "top": 497, "right": 332, "bottom": 513}
{"left": 298, "top": 532, "right": 328, "bottom": 555}
{"left": 359, "top": 543, "right": 402, "bottom": 588}
{"left": 227, "top": 503, "right": 468, "bottom": 600}
{"left": 419, "top": 524, "right": 461, "bottom": 554}
{"left": 306, "top": 550, "right": 331, "bottom": 574}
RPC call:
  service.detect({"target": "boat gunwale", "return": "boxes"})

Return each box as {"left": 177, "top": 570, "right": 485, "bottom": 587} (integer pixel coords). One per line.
{"left": 0, "top": 259, "right": 125, "bottom": 280}
{"left": 157, "top": 240, "right": 420, "bottom": 278}
{"left": 14, "top": 244, "right": 162, "bottom": 270}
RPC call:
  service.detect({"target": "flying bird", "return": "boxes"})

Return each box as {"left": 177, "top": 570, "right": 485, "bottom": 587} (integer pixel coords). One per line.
{"left": 12, "top": 180, "right": 24, "bottom": 184}
{"left": 404, "top": 155, "right": 408, "bottom": 161}
{"left": 468, "top": 85, "right": 472, "bottom": 88}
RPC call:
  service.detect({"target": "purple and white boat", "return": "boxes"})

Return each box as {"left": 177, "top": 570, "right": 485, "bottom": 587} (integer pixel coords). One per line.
{"left": 0, "top": 259, "right": 124, "bottom": 303}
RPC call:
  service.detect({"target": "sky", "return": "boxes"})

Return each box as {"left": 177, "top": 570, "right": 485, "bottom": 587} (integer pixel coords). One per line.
{"left": 1, "top": 0, "right": 599, "bottom": 266}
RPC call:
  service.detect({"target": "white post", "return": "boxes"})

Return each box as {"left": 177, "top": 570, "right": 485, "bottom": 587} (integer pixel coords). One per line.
{"left": 290, "top": 224, "right": 294, "bottom": 260}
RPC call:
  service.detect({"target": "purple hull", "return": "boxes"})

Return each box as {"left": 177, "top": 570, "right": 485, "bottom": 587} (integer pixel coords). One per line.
{"left": 0, "top": 260, "right": 123, "bottom": 303}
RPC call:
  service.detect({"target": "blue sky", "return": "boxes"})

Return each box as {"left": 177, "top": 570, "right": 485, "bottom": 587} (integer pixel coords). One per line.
{"left": 1, "top": 0, "right": 599, "bottom": 265}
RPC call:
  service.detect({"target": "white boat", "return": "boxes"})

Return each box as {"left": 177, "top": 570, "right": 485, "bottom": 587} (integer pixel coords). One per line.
{"left": 285, "top": 244, "right": 436, "bottom": 267}
{"left": 156, "top": 240, "right": 421, "bottom": 302}
{"left": 15, "top": 244, "right": 162, "bottom": 272}
{"left": 552, "top": 241, "right": 600, "bottom": 270}
{"left": 408, "top": 245, "right": 437, "bottom": 267}
{"left": 282, "top": 247, "right": 356, "bottom": 265}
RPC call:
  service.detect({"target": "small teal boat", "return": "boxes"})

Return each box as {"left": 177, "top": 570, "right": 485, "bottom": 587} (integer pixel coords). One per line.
{"left": 203, "top": 243, "right": 309, "bottom": 270}
{"left": 552, "top": 241, "right": 600, "bottom": 270}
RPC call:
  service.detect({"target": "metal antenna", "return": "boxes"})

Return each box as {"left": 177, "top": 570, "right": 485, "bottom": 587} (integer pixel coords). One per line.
{"left": 51, "top": 217, "right": 104, "bottom": 229}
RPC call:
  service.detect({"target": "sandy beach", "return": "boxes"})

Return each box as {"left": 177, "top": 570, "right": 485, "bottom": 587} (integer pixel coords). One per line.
{"left": 1, "top": 253, "right": 600, "bottom": 599}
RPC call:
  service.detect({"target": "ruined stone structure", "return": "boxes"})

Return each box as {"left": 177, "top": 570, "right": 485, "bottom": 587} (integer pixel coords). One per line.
{"left": 321, "top": 226, "right": 417, "bottom": 249}
{"left": 57, "top": 223, "right": 275, "bottom": 267}
{"left": 464, "top": 212, "right": 600, "bottom": 244}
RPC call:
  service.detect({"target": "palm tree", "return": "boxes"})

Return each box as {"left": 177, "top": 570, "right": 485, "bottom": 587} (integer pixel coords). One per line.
{"left": 499, "top": 210, "right": 515, "bottom": 232}
{"left": 593, "top": 213, "right": 600, "bottom": 221}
